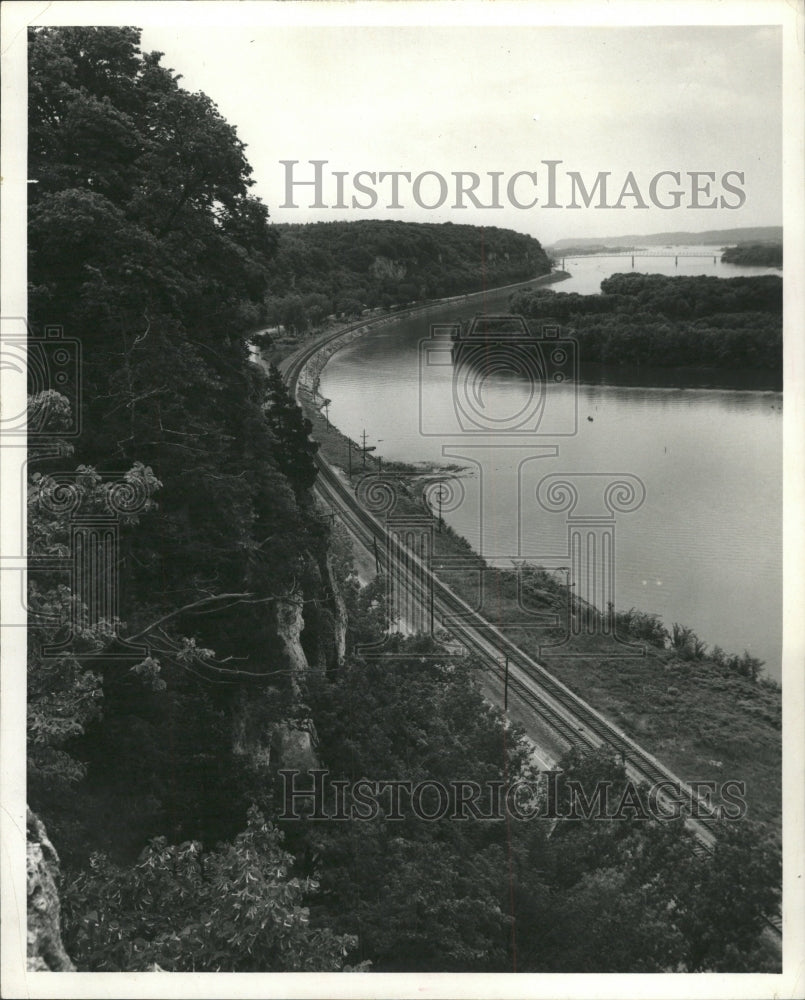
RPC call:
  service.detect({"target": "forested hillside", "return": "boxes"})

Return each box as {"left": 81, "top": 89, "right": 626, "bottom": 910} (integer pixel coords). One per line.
{"left": 25, "top": 26, "right": 780, "bottom": 975}
{"left": 263, "top": 220, "right": 551, "bottom": 331}
{"left": 511, "top": 272, "right": 782, "bottom": 371}
{"left": 549, "top": 226, "right": 783, "bottom": 249}
{"left": 27, "top": 25, "right": 350, "bottom": 969}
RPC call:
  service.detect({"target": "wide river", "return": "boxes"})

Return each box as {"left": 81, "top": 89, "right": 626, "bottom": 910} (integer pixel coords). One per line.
{"left": 320, "top": 247, "right": 783, "bottom": 680}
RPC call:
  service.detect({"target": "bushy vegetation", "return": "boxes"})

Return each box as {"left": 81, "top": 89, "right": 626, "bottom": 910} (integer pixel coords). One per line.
{"left": 62, "top": 806, "right": 358, "bottom": 972}
{"left": 721, "top": 243, "right": 782, "bottom": 268}
{"left": 511, "top": 272, "right": 782, "bottom": 370}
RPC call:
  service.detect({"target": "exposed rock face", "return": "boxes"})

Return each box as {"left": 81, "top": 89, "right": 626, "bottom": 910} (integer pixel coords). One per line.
{"left": 371, "top": 255, "right": 407, "bottom": 281}
{"left": 232, "top": 564, "right": 336, "bottom": 781}
{"left": 270, "top": 719, "right": 320, "bottom": 772}
{"left": 325, "top": 551, "right": 348, "bottom": 670}
{"left": 275, "top": 591, "right": 309, "bottom": 695}
{"left": 26, "top": 807, "right": 75, "bottom": 971}
{"left": 232, "top": 695, "right": 320, "bottom": 776}
{"left": 232, "top": 689, "right": 278, "bottom": 777}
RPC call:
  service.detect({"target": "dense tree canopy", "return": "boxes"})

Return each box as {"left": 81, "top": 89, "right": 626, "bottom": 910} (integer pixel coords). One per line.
{"left": 299, "top": 640, "right": 780, "bottom": 973}
{"left": 511, "top": 272, "right": 782, "bottom": 371}
{"left": 27, "top": 22, "right": 326, "bottom": 874}
{"left": 28, "top": 26, "right": 314, "bottom": 672}
{"left": 264, "top": 220, "right": 552, "bottom": 324}
{"left": 62, "top": 807, "right": 358, "bottom": 972}
{"left": 721, "top": 243, "right": 782, "bottom": 268}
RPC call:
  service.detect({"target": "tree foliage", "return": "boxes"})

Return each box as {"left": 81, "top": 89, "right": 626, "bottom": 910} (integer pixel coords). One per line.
{"left": 27, "top": 26, "right": 781, "bottom": 975}
{"left": 28, "top": 24, "right": 324, "bottom": 705}
{"left": 298, "top": 644, "right": 780, "bottom": 972}
{"left": 263, "top": 363, "right": 319, "bottom": 496}
{"left": 263, "top": 219, "right": 552, "bottom": 328}
{"left": 515, "top": 748, "right": 780, "bottom": 973}
{"left": 511, "top": 273, "right": 782, "bottom": 371}
{"left": 27, "top": 21, "right": 328, "bottom": 881}
{"left": 721, "top": 243, "right": 782, "bottom": 268}
{"left": 27, "top": 393, "right": 163, "bottom": 798}
{"left": 62, "top": 806, "right": 358, "bottom": 972}
{"left": 302, "top": 640, "right": 535, "bottom": 970}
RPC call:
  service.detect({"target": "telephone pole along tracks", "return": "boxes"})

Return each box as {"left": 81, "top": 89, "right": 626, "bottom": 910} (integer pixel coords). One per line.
{"left": 278, "top": 296, "right": 782, "bottom": 939}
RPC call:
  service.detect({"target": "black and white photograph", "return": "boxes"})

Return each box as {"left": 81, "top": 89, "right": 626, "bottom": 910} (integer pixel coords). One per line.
{"left": 1, "top": 1, "right": 803, "bottom": 997}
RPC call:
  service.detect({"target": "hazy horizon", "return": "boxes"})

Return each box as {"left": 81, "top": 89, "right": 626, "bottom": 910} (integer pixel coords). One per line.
{"left": 130, "top": 22, "right": 781, "bottom": 246}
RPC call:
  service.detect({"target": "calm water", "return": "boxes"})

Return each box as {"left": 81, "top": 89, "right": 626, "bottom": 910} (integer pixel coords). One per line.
{"left": 319, "top": 251, "right": 782, "bottom": 679}
{"left": 552, "top": 244, "right": 781, "bottom": 294}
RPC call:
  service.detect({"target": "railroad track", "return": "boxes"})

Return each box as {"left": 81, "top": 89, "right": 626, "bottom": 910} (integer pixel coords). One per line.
{"left": 279, "top": 297, "right": 783, "bottom": 939}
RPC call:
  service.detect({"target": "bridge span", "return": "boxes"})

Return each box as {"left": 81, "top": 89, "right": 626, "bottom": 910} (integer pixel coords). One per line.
{"left": 556, "top": 250, "right": 722, "bottom": 268}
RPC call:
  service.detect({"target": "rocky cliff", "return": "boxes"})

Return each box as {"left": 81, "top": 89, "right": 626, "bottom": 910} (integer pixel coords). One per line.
{"left": 27, "top": 807, "right": 75, "bottom": 971}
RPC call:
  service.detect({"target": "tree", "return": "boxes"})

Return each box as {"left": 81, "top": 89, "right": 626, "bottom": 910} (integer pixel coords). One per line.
{"left": 27, "top": 27, "right": 329, "bottom": 876}
{"left": 263, "top": 363, "right": 319, "bottom": 496}
{"left": 62, "top": 806, "right": 359, "bottom": 972}
{"left": 337, "top": 297, "right": 365, "bottom": 319}
{"left": 28, "top": 25, "right": 317, "bottom": 675}
{"left": 671, "top": 819, "right": 781, "bottom": 971}
{"left": 302, "top": 292, "right": 332, "bottom": 328}
{"left": 518, "top": 747, "right": 781, "bottom": 972}
{"left": 511, "top": 273, "right": 782, "bottom": 372}
{"left": 280, "top": 295, "right": 309, "bottom": 336}
{"left": 264, "top": 220, "right": 551, "bottom": 311}
{"left": 536, "top": 867, "right": 686, "bottom": 972}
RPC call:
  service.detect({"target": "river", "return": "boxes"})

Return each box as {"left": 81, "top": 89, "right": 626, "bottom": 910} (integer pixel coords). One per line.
{"left": 318, "top": 248, "right": 783, "bottom": 680}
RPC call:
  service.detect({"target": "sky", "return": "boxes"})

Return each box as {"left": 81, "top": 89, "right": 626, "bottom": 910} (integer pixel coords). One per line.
{"left": 131, "top": 21, "right": 782, "bottom": 245}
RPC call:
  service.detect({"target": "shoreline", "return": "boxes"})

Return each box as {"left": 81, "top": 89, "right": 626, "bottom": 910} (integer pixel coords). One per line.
{"left": 271, "top": 275, "right": 781, "bottom": 684}
{"left": 301, "top": 378, "right": 779, "bottom": 686}
{"left": 253, "top": 267, "right": 571, "bottom": 371}
{"left": 296, "top": 379, "right": 781, "bottom": 836}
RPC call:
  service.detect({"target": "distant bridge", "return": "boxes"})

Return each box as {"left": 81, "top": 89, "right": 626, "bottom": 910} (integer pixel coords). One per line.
{"left": 557, "top": 251, "right": 722, "bottom": 268}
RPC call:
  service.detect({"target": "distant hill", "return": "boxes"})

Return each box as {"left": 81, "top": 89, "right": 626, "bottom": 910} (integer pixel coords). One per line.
{"left": 265, "top": 220, "right": 552, "bottom": 319}
{"left": 550, "top": 226, "right": 782, "bottom": 250}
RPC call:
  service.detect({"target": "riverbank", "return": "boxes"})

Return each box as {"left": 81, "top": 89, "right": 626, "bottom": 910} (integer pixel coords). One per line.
{"left": 253, "top": 267, "right": 571, "bottom": 370}
{"left": 295, "top": 368, "right": 781, "bottom": 837}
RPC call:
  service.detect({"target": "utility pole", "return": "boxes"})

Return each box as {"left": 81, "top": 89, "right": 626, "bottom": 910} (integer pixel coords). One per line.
{"left": 362, "top": 428, "right": 367, "bottom": 468}
{"left": 438, "top": 484, "right": 443, "bottom": 531}
{"left": 504, "top": 655, "right": 509, "bottom": 711}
